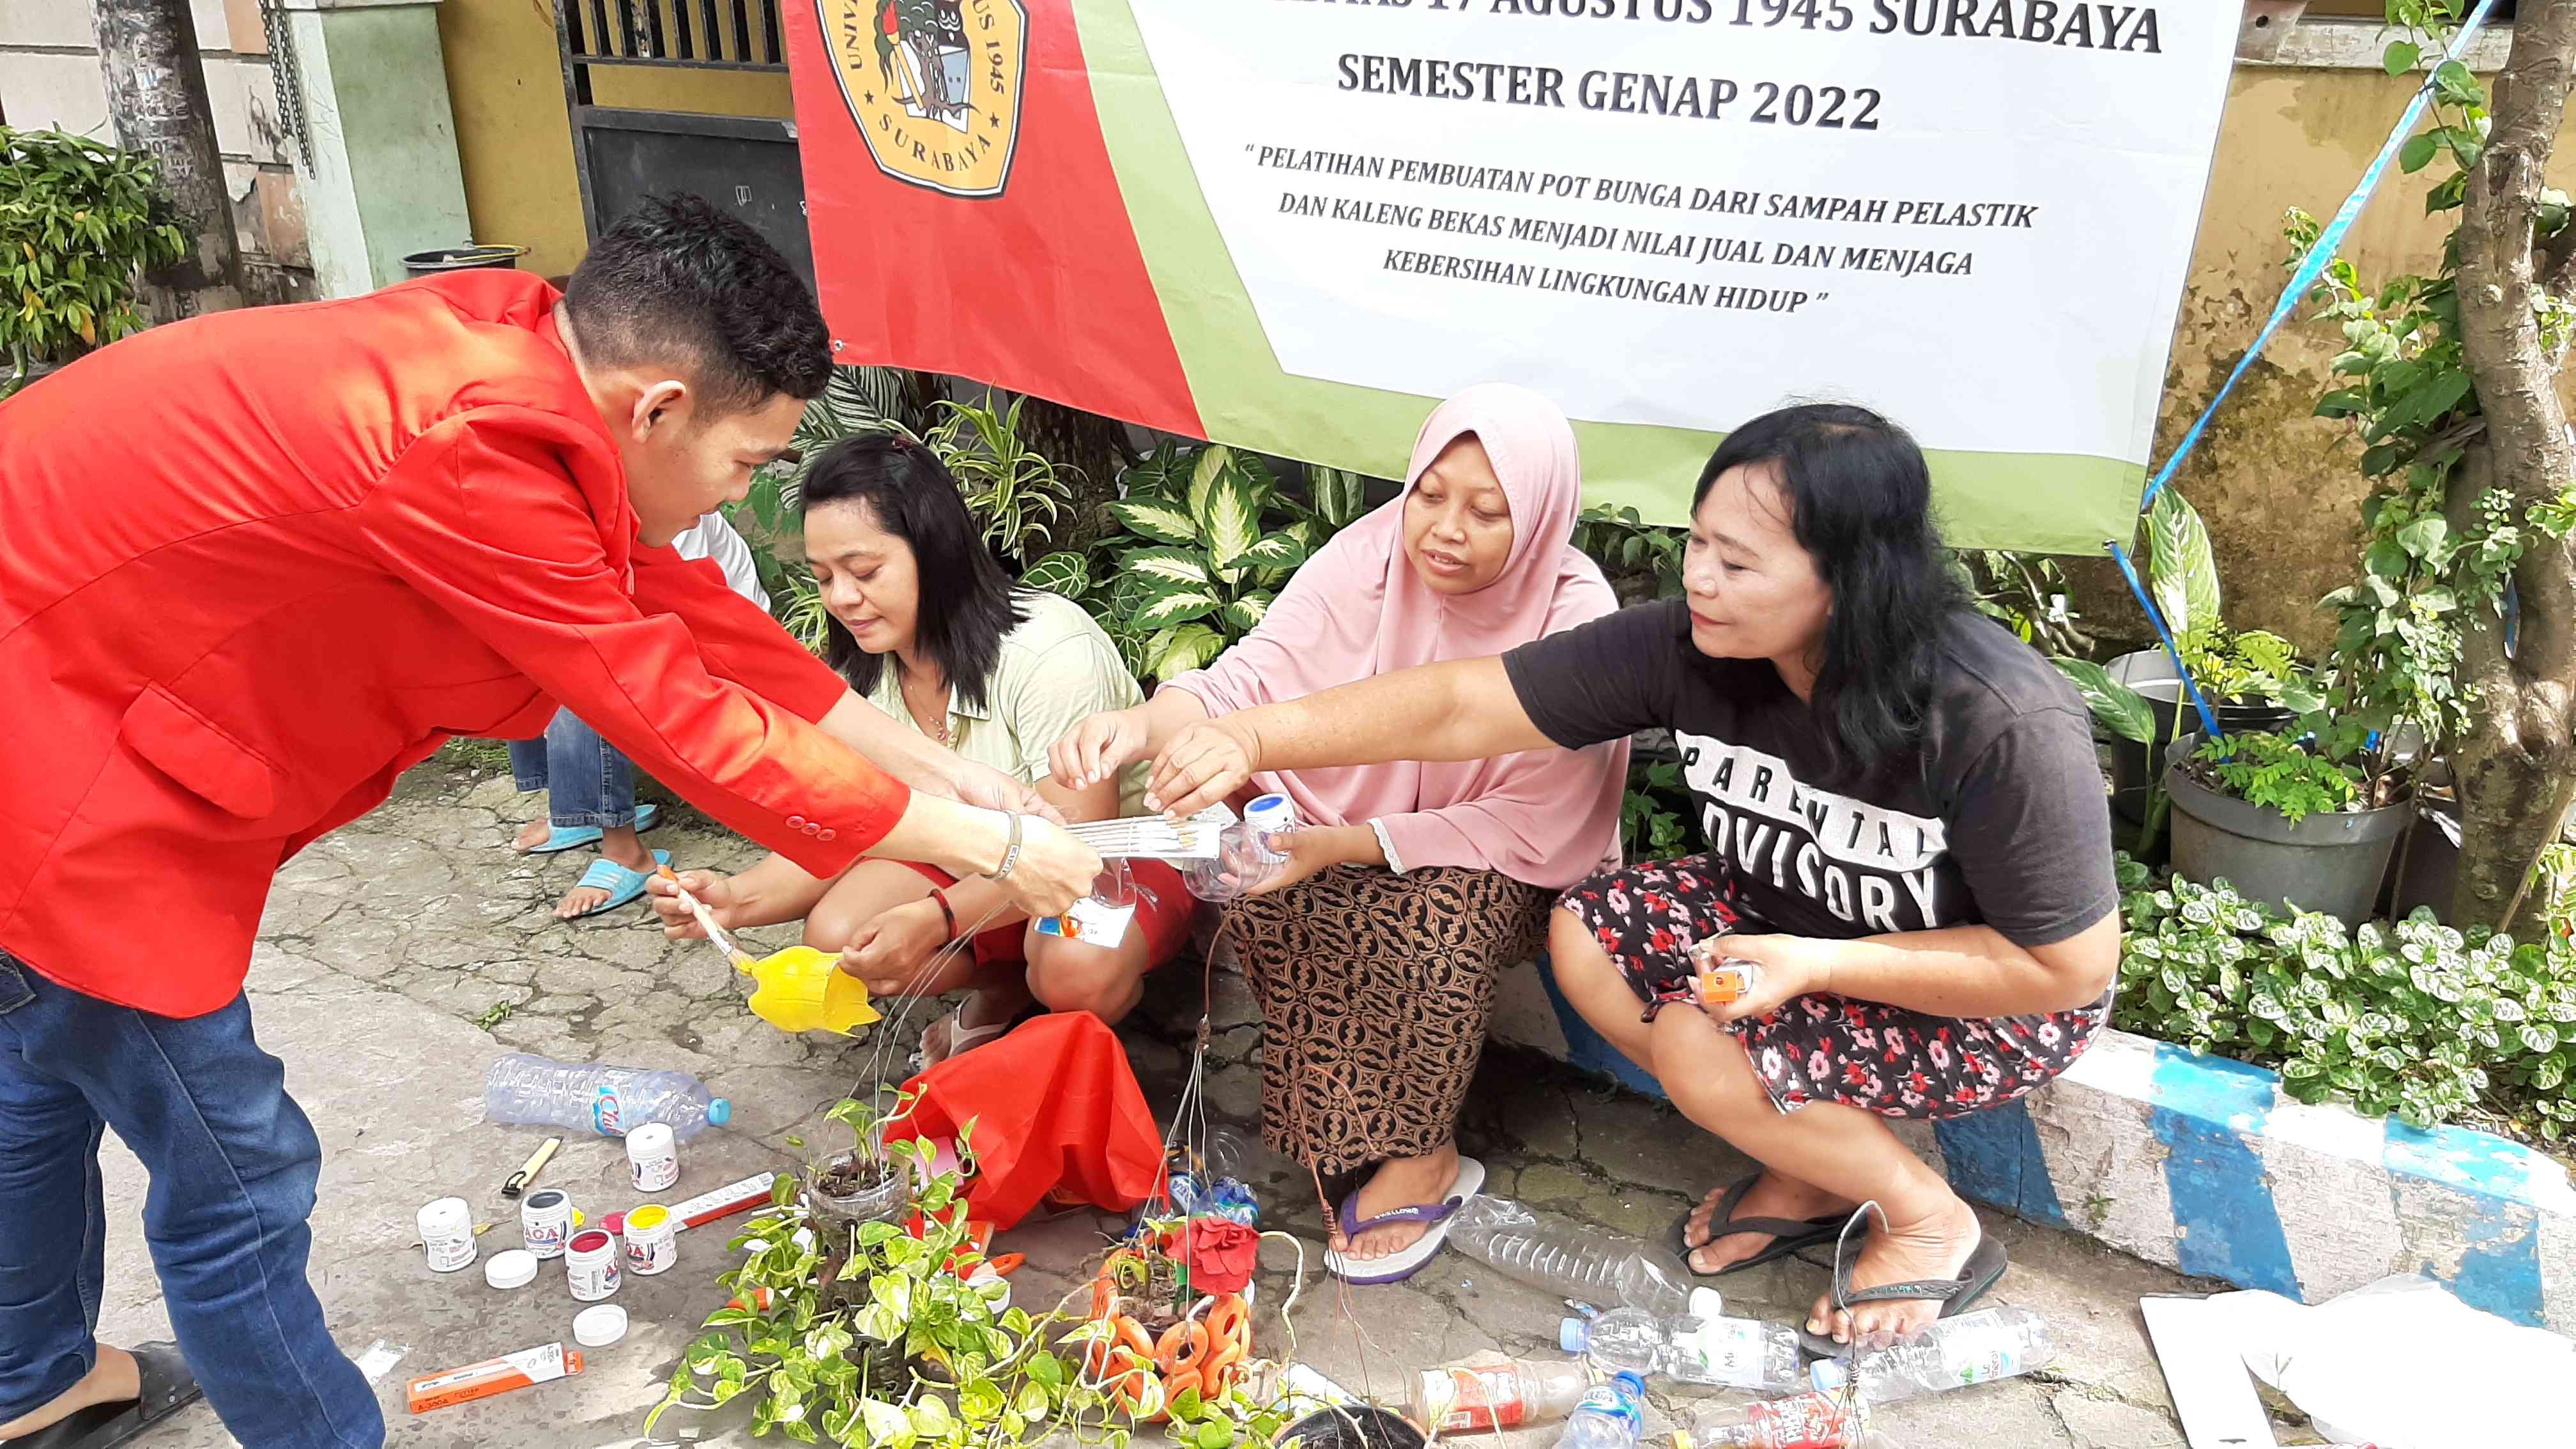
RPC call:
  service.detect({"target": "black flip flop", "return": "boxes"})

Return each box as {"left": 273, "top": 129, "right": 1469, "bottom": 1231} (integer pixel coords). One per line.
{"left": 1795, "top": 1208, "right": 2010, "bottom": 1358}
{"left": 1672, "top": 1172, "right": 1855, "bottom": 1278}
{"left": 10, "top": 1342, "right": 203, "bottom": 1449}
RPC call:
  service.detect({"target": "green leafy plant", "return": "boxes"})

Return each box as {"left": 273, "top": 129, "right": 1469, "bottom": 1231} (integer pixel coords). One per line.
{"left": 2116, "top": 859, "right": 2576, "bottom": 1137}
{"left": 1030, "top": 441, "right": 1366, "bottom": 682}
{"left": 1958, "top": 549, "right": 2092, "bottom": 658}
{"left": 927, "top": 397, "right": 1079, "bottom": 565}
{"left": 1620, "top": 757, "right": 1694, "bottom": 864}
{"left": 2183, "top": 732, "right": 2361, "bottom": 825}
{"left": 0, "top": 126, "right": 187, "bottom": 379}
{"left": 1572, "top": 504, "right": 1685, "bottom": 605}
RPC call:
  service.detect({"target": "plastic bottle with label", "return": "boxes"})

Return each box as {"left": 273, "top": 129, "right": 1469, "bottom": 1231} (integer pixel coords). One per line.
{"left": 1807, "top": 1307, "right": 2055, "bottom": 1404}
{"left": 1179, "top": 794, "right": 1297, "bottom": 903}
{"left": 1550, "top": 1372, "right": 1646, "bottom": 1449}
{"left": 1406, "top": 1355, "right": 1591, "bottom": 1434}
{"left": 1686, "top": 1394, "right": 1873, "bottom": 1449}
{"left": 482, "top": 1054, "right": 731, "bottom": 1140}
{"left": 1448, "top": 1195, "right": 1693, "bottom": 1316}
{"left": 1561, "top": 1290, "right": 1804, "bottom": 1392}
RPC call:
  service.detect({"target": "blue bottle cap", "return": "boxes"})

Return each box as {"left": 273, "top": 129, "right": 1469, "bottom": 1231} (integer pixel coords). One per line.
{"left": 707, "top": 1098, "right": 732, "bottom": 1127}
{"left": 1558, "top": 1317, "right": 1589, "bottom": 1354}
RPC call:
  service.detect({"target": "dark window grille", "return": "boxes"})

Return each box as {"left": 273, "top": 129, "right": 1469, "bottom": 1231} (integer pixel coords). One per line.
{"left": 563, "top": 0, "right": 789, "bottom": 72}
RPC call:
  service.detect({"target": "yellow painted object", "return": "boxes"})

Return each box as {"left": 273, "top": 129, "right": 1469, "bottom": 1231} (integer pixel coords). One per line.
{"left": 738, "top": 947, "right": 882, "bottom": 1036}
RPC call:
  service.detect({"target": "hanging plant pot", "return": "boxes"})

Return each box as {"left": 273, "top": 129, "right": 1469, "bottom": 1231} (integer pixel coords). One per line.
{"left": 2164, "top": 735, "right": 2412, "bottom": 923}
{"left": 2106, "top": 652, "right": 2299, "bottom": 824}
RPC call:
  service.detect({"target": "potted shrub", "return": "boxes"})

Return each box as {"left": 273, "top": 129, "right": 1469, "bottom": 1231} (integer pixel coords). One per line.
{"left": 2163, "top": 730, "right": 2412, "bottom": 923}
{"left": 0, "top": 126, "right": 187, "bottom": 389}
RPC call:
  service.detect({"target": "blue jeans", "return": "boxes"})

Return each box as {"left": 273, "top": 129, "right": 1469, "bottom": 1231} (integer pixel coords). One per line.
{"left": 508, "top": 708, "right": 638, "bottom": 829}
{"left": 0, "top": 951, "right": 383, "bottom": 1448}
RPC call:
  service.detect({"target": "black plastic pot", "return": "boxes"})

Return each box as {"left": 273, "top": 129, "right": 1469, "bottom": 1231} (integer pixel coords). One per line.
{"left": 2165, "top": 734, "right": 2412, "bottom": 921}
{"left": 400, "top": 244, "right": 528, "bottom": 277}
{"left": 1282, "top": 1407, "right": 1424, "bottom": 1449}
{"left": 2106, "top": 652, "right": 2299, "bottom": 824}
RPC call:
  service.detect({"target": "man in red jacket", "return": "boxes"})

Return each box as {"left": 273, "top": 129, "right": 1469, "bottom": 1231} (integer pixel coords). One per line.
{"left": 0, "top": 195, "right": 1098, "bottom": 1448}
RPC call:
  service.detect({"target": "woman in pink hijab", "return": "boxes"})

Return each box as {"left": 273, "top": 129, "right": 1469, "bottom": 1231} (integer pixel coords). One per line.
{"left": 1050, "top": 384, "right": 1628, "bottom": 1284}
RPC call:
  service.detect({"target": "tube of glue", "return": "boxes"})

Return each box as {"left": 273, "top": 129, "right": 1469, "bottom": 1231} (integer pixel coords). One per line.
{"left": 405, "top": 1341, "right": 583, "bottom": 1414}
{"left": 667, "top": 1170, "right": 779, "bottom": 1232}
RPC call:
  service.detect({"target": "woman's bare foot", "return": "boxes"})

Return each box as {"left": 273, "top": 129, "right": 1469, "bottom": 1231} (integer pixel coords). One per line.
{"left": 919, "top": 981, "right": 1031, "bottom": 1066}
{"left": 1682, "top": 1171, "right": 1856, "bottom": 1274}
{"left": 1806, "top": 1191, "right": 1982, "bottom": 1347}
{"left": 512, "top": 818, "right": 556, "bottom": 853}
{"left": 555, "top": 827, "right": 650, "bottom": 919}
{"left": 0, "top": 1343, "right": 139, "bottom": 1438}
{"left": 1332, "top": 1142, "right": 1463, "bottom": 1262}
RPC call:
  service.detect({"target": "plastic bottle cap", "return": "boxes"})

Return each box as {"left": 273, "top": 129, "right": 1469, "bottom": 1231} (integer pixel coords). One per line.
{"left": 1243, "top": 793, "right": 1295, "bottom": 835}
{"left": 627, "top": 1123, "right": 674, "bottom": 1159}
{"left": 484, "top": 1249, "right": 538, "bottom": 1290}
{"left": 1558, "top": 1317, "right": 1590, "bottom": 1354}
{"left": 417, "top": 1197, "right": 468, "bottom": 1234}
{"left": 1689, "top": 1286, "right": 1726, "bottom": 1320}
{"left": 1612, "top": 1371, "right": 1646, "bottom": 1397}
{"left": 601, "top": 1211, "right": 626, "bottom": 1236}
{"left": 1811, "top": 1359, "right": 1850, "bottom": 1393}
{"left": 573, "top": 1304, "right": 629, "bottom": 1347}
{"left": 708, "top": 1098, "right": 732, "bottom": 1127}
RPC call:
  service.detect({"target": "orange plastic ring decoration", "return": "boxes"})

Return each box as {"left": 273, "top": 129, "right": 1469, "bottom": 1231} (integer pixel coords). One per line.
{"left": 1156, "top": 1319, "right": 1211, "bottom": 1372}
{"left": 1202, "top": 1337, "right": 1245, "bottom": 1377}
{"left": 1114, "top": 1316, "right": 1156, "bottom": 1359}
{"left": 986, "top": 1252, "right": 1025, "bottom": 1276}
{"left": 1162, "top": 1367, "right": 1204, "bottom": 1402}
{"left": 1204, "top": 1293, "right": 1250, "bottom": 1346}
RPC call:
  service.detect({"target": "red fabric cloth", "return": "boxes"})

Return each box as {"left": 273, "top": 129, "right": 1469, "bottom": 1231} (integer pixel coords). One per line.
{"left": 896, "top": 1011, "right": 1163, "bottom": 1230}
{"left": 0, "top": 271, "right": 905, "bottom": 1014}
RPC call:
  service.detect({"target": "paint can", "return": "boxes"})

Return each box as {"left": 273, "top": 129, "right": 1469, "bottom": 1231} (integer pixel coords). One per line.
{"left": 622, "top": 1204, "right": 678, "bottom": 1276}
{"left": 565, "top": 1229, "right": 621, "bottom": 1301}
{"left": 521, "top": 1189, "right": 575, "bottom": 1260}
{"left": 627, "top": 1122, "right": 678, "bottom": 1192}
{"left": 418, "top": 1197, "right": 476, "bottom": 1273}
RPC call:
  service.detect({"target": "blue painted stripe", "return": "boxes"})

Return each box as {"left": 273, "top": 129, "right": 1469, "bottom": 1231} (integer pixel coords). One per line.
{"left": 2383, "top": 1119, "right": 2546, "bottom": 1326}
{"left": 1530, "top": 951, "right": 1668, "bottom": 1100}
{"left": 1935, "top": 1098, "right": 2069, "bottom": 1229}
{"left": 2149, "top": 1043, "right": 2301, "bottom": 1296}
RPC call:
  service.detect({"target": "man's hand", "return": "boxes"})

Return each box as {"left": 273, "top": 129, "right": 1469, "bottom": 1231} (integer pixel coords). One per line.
{"left": 1145, "top": 717, "right": 1262, "bottom": 820}
{"left": 646, "top": 868, "right": 740, "bottom": 940}
{"left": 836, "top": 898, "right": 952, "bottom": 995}
{"left": 973, "top": 813, "right": 1102, "bottom": 919}
{"left": 1050, "top": 708, "right": 1148, "bottom": 791}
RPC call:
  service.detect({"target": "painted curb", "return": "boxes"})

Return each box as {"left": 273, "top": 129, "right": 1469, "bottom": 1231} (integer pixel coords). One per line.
{"left": 1490, "top": 956, "right": 2575, "bottom": 1331}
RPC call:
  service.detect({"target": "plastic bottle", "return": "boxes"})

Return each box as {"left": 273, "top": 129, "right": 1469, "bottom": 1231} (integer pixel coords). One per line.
{"left": 1180, "top": 794, "right": 1297, "bottom": 903}
{"left": 1561, "top": 1292, "right": 1804, "bottom": 1392}
{"left": 1807, "top": 1307, "right": 2056, "bottom": 1404}
{"left": 1406, "top": 1354, "right": 1591, "bottom": 1434}
{"left": 482, "top": 1054, "right": 732, "bottom": 1140}
{"left": 1448, "top": 1195, "right": 1692, "bottom": 1316}
{"left": 1687, "top": 1394, "right": 1871, "bottom": 1449}
{"left": 1551, "top": 1372, "right": 1646, "bottom": 1449}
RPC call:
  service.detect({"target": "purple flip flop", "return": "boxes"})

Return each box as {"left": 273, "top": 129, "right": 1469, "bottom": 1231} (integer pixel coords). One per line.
{"left": 1322, "top": 1155, "right": 1487, "bottom": 1285}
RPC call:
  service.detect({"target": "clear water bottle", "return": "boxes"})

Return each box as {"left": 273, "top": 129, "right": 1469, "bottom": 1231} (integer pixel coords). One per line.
{"left": 1808, "top": 1307, "right": 2056, "bottom": 1404}
{"left": 482, "top": 1054, "right": 732, "bottom": 1140}
{"left": 1181, "top": 794, "right": 1296, "bottom": 903}
{"left": 1450, "top": 1195, "right": 1692, "bottom": 1316}
{"left": 1688, "top": 1394, "right": 1872, "bottom": 1449}
{"left": 1561, "top": 1292, "right": 1804, "bottom": 1392}
{"left": 1406, "top": 1355, "right": 1591, "bottom": 1434}
{"left": 1551, "top": 1372, "right": 1645, "bottom": 1449}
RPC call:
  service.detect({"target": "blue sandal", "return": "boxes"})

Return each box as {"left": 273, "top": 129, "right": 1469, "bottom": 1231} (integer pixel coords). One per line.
{"left": 565, "top": 849, "right": 670, "bottom": 919}
{"left": 522, "top": 802, "right": 660, "bottom": 856}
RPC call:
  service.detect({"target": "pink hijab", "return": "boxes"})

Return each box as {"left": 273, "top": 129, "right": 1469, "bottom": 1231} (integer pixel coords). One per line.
{"left": 1167, "top": 383, "right": 1629, "bottom": 889}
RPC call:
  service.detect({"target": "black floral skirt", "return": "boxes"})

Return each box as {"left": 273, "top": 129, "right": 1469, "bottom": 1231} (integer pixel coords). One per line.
{"left": 1557, "top": 855, "right": 2110, "bottom": 1121}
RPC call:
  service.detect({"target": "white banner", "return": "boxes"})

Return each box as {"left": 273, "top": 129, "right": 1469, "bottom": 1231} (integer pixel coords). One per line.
{"left": 1121, "top": 1, "right": 2236, "bottom": 471}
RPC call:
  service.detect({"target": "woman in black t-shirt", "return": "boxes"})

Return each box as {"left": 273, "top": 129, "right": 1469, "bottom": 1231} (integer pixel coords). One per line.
{"left": 1137, "top": 404, "right": 2119, "bottom": 1351}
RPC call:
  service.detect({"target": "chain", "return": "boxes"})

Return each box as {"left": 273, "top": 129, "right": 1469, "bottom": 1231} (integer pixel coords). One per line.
{"left": 261, "top": 2, "right": 313, "bottom": 175}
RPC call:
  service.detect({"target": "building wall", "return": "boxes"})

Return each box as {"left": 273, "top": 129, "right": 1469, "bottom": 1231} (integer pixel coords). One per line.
{"left": 0, "top": 0, "right": 317, "bottom": 302}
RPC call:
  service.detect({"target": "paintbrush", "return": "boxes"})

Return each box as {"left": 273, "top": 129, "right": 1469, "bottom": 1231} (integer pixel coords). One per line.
{"left": 655, "top": 864, "right": 756, "bottom": 970}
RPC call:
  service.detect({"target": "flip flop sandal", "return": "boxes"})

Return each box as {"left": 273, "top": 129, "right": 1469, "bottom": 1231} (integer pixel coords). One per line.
{"left": 1673, "top": 1171, "right": 1857, "bottom": 1278}
{"left": 909, "top": 1006, "right": 1024, "bottom": 1073}
{"left": 565, "top": 849, "right": 671, "bottom": 920}
{"left": 1324, "top": 1155, "right": 1487, "bottom": 1286}
{"left": 10, "top": 1341, "right": 203, "bottom": 1449}
{"left": 521, "top": 803, "right": 661, "bottom": 855}
{"left": 1795, "top": 1202, "right": 2010, "bottom": 1359}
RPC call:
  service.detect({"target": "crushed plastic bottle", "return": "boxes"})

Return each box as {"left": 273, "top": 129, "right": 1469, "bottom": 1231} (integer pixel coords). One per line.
{"left": 1808, "top": 1307, "right": 2056, "bottom": 1404}
{"left": 1561, "top": 1292, "right": 1804, "bottom": 1392}
{"left": 1406, "top": 1354, "right": 1591, "bottom": 1434}
{"left": 1449, "top": 1195, "right": 1692, "bottom": 1316}
{"left": 1179, "top": 794, "right": 1297, "bottom": 903}
{"left": 1687, "top": 1394, "right": 1872, "bottom": 1449}
{"left": 482, "top": 1054, "right": 731, "bottom": 1140}
{"left": 1551, "top": 1372, "right": 1646, "bottom": 1449}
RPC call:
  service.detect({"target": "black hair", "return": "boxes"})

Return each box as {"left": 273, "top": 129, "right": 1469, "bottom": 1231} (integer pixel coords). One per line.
{"left": 562, "top": 194, "right": 831, "bottom": 413}
{"left": 799, "top": 433, "right": 1029, "bottom": 712}
{"left": 1693, "top": 402, "right": 1964, "bottom": 785}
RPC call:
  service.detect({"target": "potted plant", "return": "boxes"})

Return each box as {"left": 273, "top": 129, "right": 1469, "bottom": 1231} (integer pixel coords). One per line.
{"left": 0, "top": 126, "right": 187, "bottom": 389}
{"left": 2163, "top": 730, "right": 2412, "bottom": 923}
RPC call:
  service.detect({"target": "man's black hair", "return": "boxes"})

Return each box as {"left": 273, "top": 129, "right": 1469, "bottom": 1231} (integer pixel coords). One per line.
{"left": 562, "top": 193, "right": 831, "bottom": 413}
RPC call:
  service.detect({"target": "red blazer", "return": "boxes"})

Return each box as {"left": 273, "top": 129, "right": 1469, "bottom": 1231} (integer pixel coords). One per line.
{"left": 0, "top": 272, "right": 907, "bottom": 1016}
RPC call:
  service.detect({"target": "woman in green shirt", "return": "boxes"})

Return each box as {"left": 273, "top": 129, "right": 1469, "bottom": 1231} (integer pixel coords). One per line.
{"left": 651, "top": 436, "right": 1196, "bottom": 1063}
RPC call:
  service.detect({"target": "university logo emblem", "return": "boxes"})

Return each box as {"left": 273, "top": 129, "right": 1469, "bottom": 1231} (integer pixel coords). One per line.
{"left": 820, "top": 0, "right": 1027, "bottom": 199}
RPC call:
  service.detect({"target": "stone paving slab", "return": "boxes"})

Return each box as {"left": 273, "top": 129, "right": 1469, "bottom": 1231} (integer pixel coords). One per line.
{"left": 84, "top": 753, "right": 2258, "bottom": 1447}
